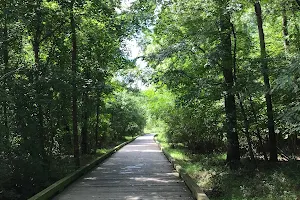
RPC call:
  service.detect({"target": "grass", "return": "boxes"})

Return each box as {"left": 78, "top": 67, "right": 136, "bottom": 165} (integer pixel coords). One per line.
{"left": 156, "top": 133, "right": 300, "bottom": 200}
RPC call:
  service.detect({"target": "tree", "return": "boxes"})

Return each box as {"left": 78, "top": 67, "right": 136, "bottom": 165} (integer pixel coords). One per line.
{"left": 1, "top": 0, "right": 9, "bottom": 143}
{"left": 136, "top": 0, "right": 242, "bottom": 164}
{"left": 70, "top": 0, "right": 80, "bottom": 168}
{"left": 0, "top": 0, "right": 141, "bottom": 198}
{"left": 219, "top": 1, "right": 240, "bottom": 164}
{"left": 254, "top": 1, "right": 278, "bottom": 161}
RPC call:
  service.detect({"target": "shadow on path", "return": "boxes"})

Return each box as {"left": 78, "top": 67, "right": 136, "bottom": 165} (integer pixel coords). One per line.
{"left": 53, "top": 134, "right": 193, "bottom": 200}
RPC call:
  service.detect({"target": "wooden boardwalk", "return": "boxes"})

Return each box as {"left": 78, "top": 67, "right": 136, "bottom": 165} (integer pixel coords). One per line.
{"left": 53, "top": 134, "right": 194, "bottom": 200}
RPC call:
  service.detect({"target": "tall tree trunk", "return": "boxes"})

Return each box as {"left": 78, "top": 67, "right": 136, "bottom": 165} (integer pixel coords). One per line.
{"left": 254, "top": 2, "right": 278, "bottom": 161}
{"left": 3, "top": 0, "right": 9, "bottom": 142}
{"left": 293, "top": 5, "right": 300, "bottom": 51}
{"left": 282, "top": 5, "right": 289, "bottom": 53}
{"left": 231, "top": 23, "right": 255, "bottom": 164}
{"left": 81, "top": 67, "right": 91, "bottom": 154}
{"left": 295, "top": 24, "right": 300, "bottom": 52}
{"left": 219, "top": 4, "right": 240, "bottom": 166}
{"left": 70, "top": 0, "right": 80, "bottom": 168}
{"left": 81, "top": 93, "right": 88, "bottom": 154}
{"left": 95, "top": 98, "right": 100, "bottom": 150}
{"left": 33, "top": 0, "right": 48, "bottom": 167}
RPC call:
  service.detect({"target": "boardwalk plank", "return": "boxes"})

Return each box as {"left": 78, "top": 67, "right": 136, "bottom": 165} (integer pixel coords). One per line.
{"left": 53, "top": 134, "right": 194, "bottom": 200}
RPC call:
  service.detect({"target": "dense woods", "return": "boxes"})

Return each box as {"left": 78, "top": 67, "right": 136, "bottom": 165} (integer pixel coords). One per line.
{"left": 0, "top": 1, "right": 146, "bottom": 199}
{"left": 1, "top": 0, "right": 300, "bottom": 199}
{"left": 136, "top": 0, "right": 300, "bottom": 162}
{"left": 136, "top": 0, "right": 300, "bottom": 199}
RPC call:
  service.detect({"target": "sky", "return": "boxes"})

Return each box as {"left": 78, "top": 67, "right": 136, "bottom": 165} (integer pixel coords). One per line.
{"left": 123, "top": 38, "right": 149, "bottom": 90}
{"left": 118, "top": 0, "right": 150, "bottom": 90}
{"left": 119, "top": 0, "right": 142, "bottom": 60}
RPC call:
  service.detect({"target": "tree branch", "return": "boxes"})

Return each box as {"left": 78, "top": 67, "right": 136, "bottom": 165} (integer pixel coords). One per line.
{"left": 295, "top": 0, "right": 300, "bottom": 8}
{"left": 39, "top": 21, "right": 67, "bottom": 44}
{"left": 0, "top": 66, "right": 26, "bottom": 81}
{"left": 231, "top": 23, "right": 237, "bottom": 82}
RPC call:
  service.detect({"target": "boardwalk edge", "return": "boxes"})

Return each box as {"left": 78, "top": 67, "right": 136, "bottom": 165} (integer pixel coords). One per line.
{"left": 154, "top": 135, "right": 210, "bottom": 200}
{"left": 28, "top": 137, "right": 138, "bottom": 200}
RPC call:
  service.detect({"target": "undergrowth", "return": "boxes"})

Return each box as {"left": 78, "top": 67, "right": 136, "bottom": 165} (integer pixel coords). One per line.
{"left": 156, "top": 133, "right": 300, "bottom": 200}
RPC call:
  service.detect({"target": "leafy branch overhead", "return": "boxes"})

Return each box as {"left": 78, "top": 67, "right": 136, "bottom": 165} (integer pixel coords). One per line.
{"left": 0, "top": 0, "right": 145, "bottom": 199}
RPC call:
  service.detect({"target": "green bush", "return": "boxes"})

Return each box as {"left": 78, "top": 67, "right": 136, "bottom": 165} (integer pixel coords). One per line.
{"left": 165, "top": 103, "right": 225, "bottom": 153}
{"left": 106, "top": 91, "right": 146, "bottom": 139}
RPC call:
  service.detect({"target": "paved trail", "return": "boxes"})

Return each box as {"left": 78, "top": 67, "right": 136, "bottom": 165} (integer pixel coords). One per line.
{"left": 53, "top": 134, "right": 193, "bottom": 200}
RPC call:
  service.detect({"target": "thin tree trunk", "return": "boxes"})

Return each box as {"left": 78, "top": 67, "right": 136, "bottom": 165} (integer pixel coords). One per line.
{"left": 33, "top": 0, "right": 48, "bottom": 167}
{"left": 95, "top": 99, "right": 100, "bottom": 150}
{"left": 249, "top": 96, "right": 268, "bottom": 160}
{"left": 295, "top": 24, "right": 300, "bottom": 52}
{"left": 81, "top": 67, "right": 91, "bottom": 154}
{"left": 81, "top": 93, "right": 88, "bottom": 154}
{"left": 254, "top": 2, "right": 277, "bottom": 161}
{"left": 3, "top": 0, "right": 9, "bottom": 142}
{"left": 282, "top": 5, "right": 289, "bottom": 53}
{"left": 237, "top": 94, "right": 256, "bottom": 163}
{"left": 219, "top": 5, "right": 240, "bottom": 166}
{"left": 231, "top": 23, "right": 255, "bottom": 164}
{"left": 70, "top": 0, "right": 80, "bottom": 168}
{"left": 295, "top": 1, "right": 300, "bottom": 50}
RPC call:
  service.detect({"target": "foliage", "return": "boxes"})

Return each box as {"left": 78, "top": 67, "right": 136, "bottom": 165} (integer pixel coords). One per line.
{"left": 133, "top": 0, "right": 300, "bottom": 161}
{"left": 134, "top": 0, "right": 300, "bottom": 197}
{"left": 0, "top": 0, "right": 143, "bottom": 199}
{"left": 2, "top": 0, "right": 300, "bottom": 199}
{"left": 157, "top": 133, "right": 300, "bottom": 200}
{"left": 143, "top": 87, "right": 173, "bottom": 133}
{"left": 106, "top": 90, "right": 146, "bottom": 140}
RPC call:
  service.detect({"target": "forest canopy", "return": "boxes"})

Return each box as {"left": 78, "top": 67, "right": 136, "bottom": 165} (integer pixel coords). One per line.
{"left": 1, "top": 0, "right": 300, "bottom": 199}
{"left": 0, "top": 0, "right": 146, "bottom": 199}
